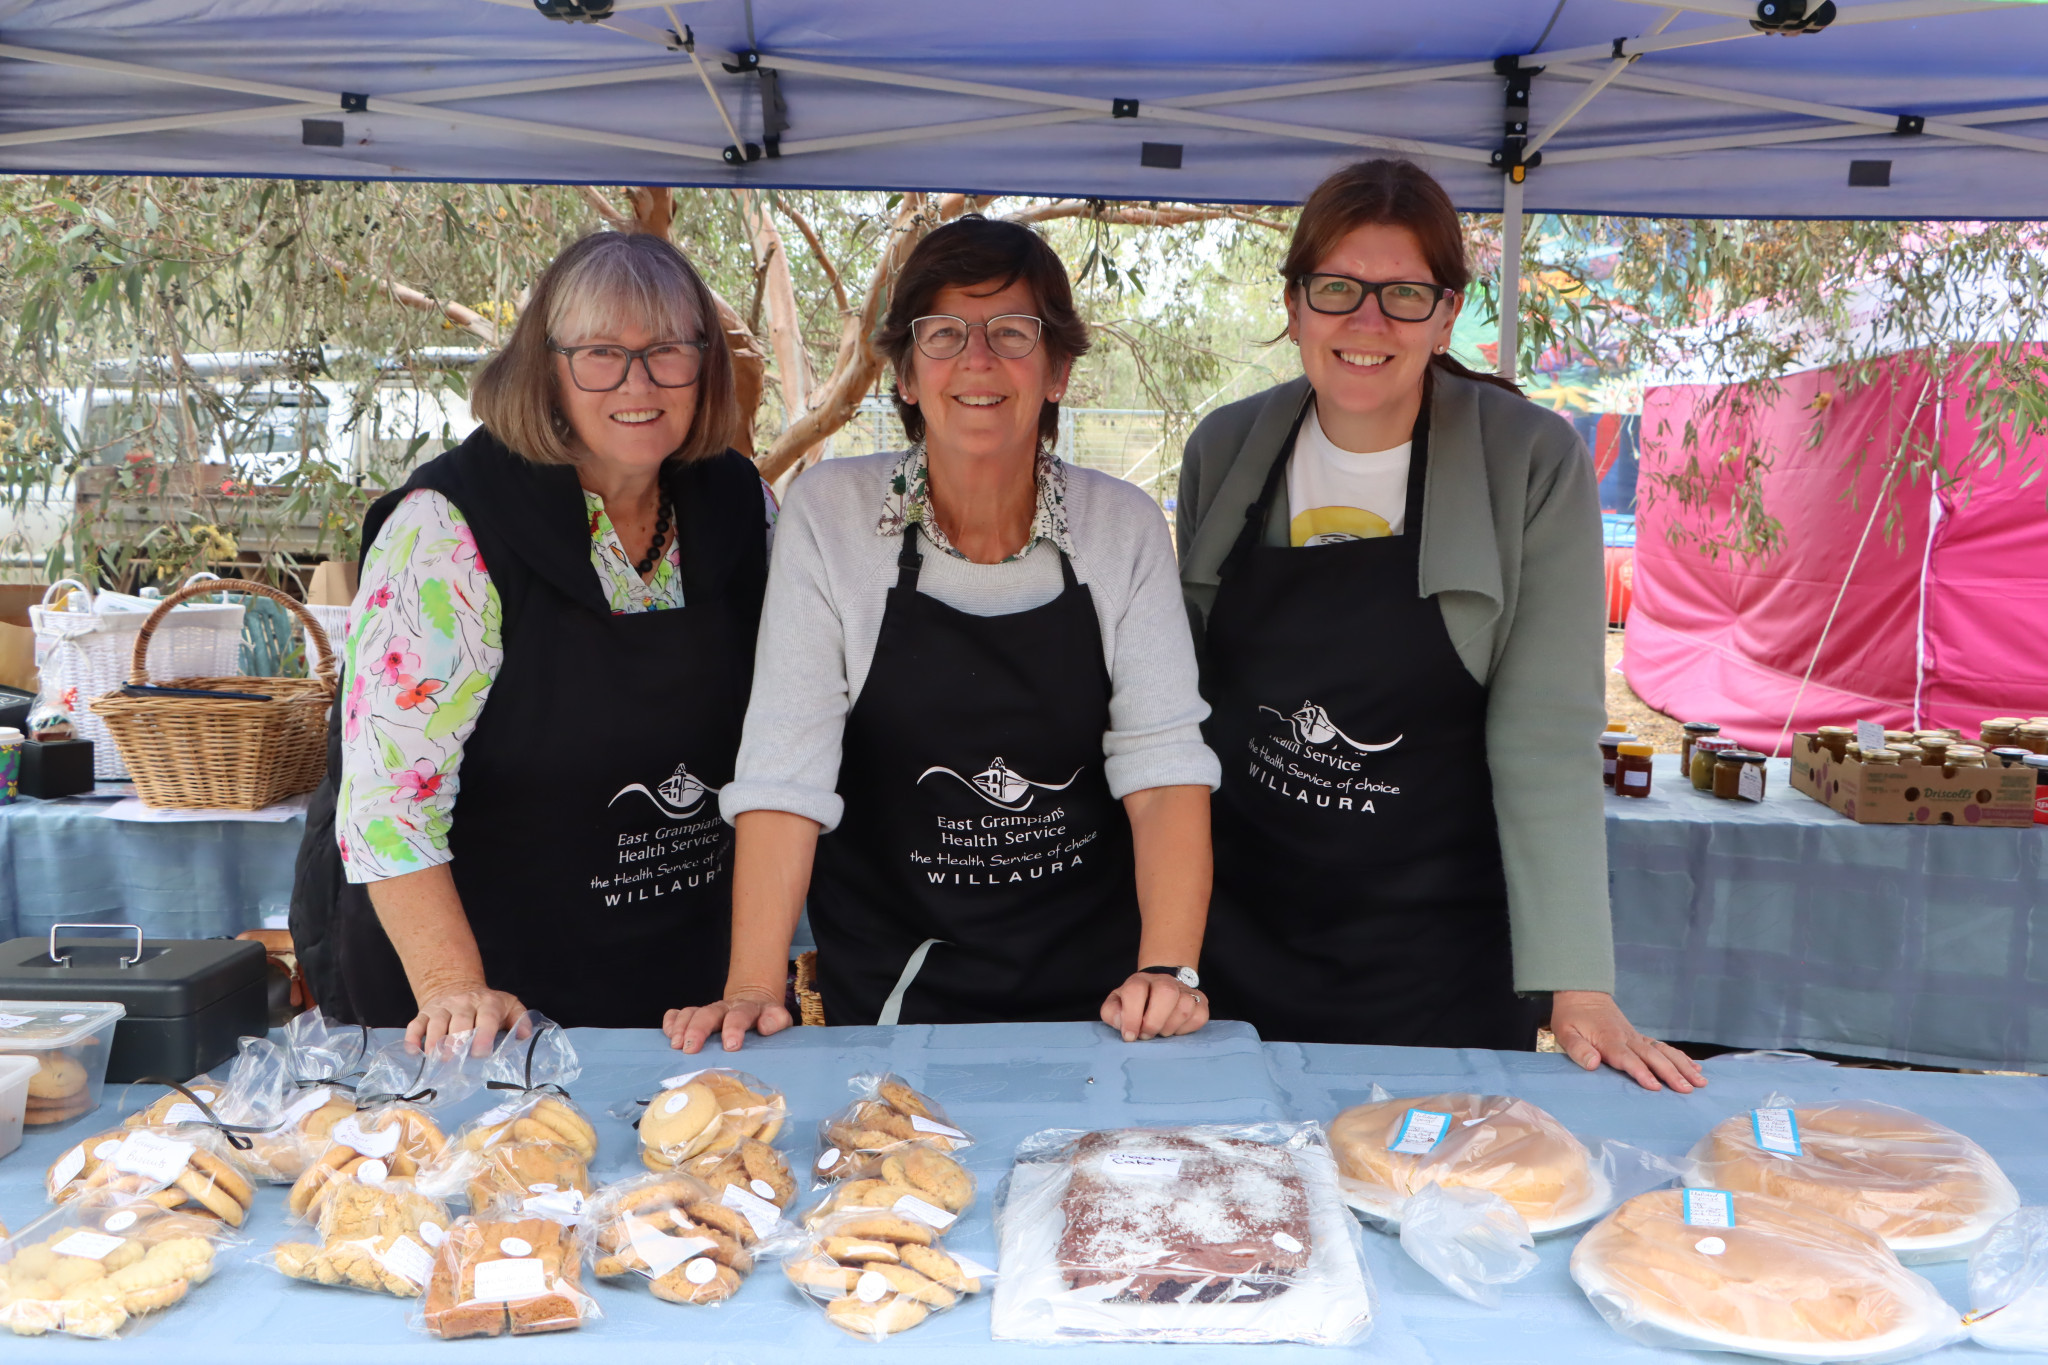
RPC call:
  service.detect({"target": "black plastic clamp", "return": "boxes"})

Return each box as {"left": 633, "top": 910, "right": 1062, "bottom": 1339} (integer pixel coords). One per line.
{"left": 340, "top": 92, "right": 369, "bottom": 113}
{"left": 1751, "top": 0, "right": 1836, "bottom": 34}
{"left": 533, "top": 0, "right": 613, "bottom": 23}
{"left": 1894, "top": 114, "right": 1925, "bottom": 136}
{"left": 722, "top": 49, "right": 761, "bottom": 74}
{"left": 1492, "top": 55, "right": 1544, "bottom": 182}
{"left": 1112, "top": 98, "right": 1139, "bottom": 119}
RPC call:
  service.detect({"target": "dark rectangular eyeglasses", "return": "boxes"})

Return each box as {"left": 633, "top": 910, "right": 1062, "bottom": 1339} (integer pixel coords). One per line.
{"left": 550, "top": 340, "right": 707, "bottom": 391}
{"left": 1296, "top": 274, "right": 1452, "bottom": 322}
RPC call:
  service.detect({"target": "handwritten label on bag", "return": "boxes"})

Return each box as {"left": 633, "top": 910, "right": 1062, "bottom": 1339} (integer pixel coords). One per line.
{"left": 892, "top": 1194, "right": 957, "bottom": 1230}
{"left": 470, "top": 1257, "right": 548, "bottom": 1303}
{"left": 50, "top": 1144, "right": 86, "bottom": 1190}
{"left": 720, "top": 1182, "right": 782, "bottom": 1239}
{"left": 330, "top": 1114, "right": 401, "bottom": 1159}
{"left": 1104, "top": 1152, "right": 1182, "bottom": 1182}
{"left": 627, "top": 1219, "right": 715, "bottom": 1278}
{"left": 1856, "top": 720, "right": 1886, "bottom": 755}
{"left": 0, "top": 1013, "right": 35, "bottom": 1030}
{"left": 109, "top": 1130, "right": 195, "bottom": 1184}
{"left": 1739, "top": 762, "right": 1764, "bottom": 802}
{"left": 909, "top": 1115, "right": 967, "bottom": 1140}
{"left": 1388, "top": 1109, "right": 1453, "bottom": 1156}
{"left": 1683, "top": 1189, "right": 1735, "bottom": 1228}
{"left": 378, "top": 1235, "right": 435, "bottom": 1287}
{"left": 53, "top": 1230, "right": 128, "bottom": 1261}
{"left": 1751, "top": 1108, "right": 1802, "bottom": 1157}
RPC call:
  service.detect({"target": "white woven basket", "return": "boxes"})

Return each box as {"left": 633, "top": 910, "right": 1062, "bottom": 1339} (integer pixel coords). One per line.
{"left": 30, "top": 575, "right": 246, "bottom": 779}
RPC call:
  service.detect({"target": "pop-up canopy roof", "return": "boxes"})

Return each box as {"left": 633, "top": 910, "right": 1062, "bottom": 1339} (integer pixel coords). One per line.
{"left": 4, "top": 0, "right": 2045, "bottom": 374}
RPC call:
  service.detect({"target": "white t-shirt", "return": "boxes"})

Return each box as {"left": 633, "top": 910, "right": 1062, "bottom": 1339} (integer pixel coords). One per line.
{"left": 1286, "top": 401, "right": 1411, "bottom": 546}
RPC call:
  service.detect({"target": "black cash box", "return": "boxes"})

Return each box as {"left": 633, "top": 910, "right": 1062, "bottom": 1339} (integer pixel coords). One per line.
{"left": 0, "top": 927, "right": 267, "bottom": 1082}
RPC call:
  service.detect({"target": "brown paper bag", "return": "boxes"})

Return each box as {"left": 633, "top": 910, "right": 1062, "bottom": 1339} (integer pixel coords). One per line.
{"left": 307, "top": 559, "right": 359, "bottom": 606}
{"left": 0, "top": 585, "right": 45, "bottom": 692}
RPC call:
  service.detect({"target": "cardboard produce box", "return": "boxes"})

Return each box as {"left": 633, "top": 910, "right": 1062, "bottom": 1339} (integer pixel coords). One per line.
{"left": 0, "top": 584, "right": 45, "bottom": 692}
{"left": 1788, "top": 734, "right": 2036, "bottom": 827}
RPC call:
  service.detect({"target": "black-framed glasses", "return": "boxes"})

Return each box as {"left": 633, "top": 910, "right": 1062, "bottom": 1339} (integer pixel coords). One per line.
{"left": 550, "top": 340, "right": 707, "bottom": 392}
{"left": 1296, "top": 273, "right": 1452, "bottom": 322}
{"left": 910, "top": 314, "right": 1044, "bottom": 360}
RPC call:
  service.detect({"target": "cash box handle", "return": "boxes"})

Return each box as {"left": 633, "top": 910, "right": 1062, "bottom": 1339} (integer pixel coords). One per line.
{"left": 48, "top": 922, "right": 145, "bottom": 968}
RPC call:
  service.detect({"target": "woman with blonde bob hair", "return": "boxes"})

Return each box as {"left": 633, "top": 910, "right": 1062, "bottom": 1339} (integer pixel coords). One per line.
{"left": 1177, "top": 160, "right": 1705, "bottom": 1092}
{"left": 293, "top": 230, "right": 774, "bottom": 1050}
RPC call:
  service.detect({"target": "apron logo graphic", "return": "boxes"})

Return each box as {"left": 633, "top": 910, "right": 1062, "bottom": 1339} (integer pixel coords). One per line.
{"left": 1259, "top": 701, "right": 1402, "bottom": 754}
{"left": 917, "top": 756, "right": 1082, "bottom": 811}
{"left": 608, "top": 762, "right": 715, "bottom": 819}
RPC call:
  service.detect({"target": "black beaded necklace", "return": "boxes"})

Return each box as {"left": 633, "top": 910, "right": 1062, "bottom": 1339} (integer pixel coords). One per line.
{"left": 635, "top": 500, "right": 674, "bottom": 575}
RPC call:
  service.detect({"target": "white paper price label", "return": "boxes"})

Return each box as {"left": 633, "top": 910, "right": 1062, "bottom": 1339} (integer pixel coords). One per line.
{"left": 54, "top": 1230, "right": 128, "bottom": 1261}
{"left": 660, "top": 1071, "right": 703, "bottom": 1090}
{"left": 330, "top": 1114, "right": 401, "bottom": 1159}
{"left": 1683, "top": 1189, "right": 1735, "bottom": 1228}
{"left": 1272, "top": 1231, "right": 1304, "bottom": 1253}
{"left": 1388, "top": 1109, "right": 1453, "bottom": 1156}
{"left": 720, "top": 1182, "right": 782, "bottom": 1239}
{"left": 1622, "top": 769, "right": 1649, "bottom": 789}
{"left": 1751, "top": 1108, "right": 1802, "bottom": 1156}
{"left": 163, "top": 1102, "right": 210, "bottom": 1126}
{"left": 855, "top": 1269, "right": 889, "bottom": 1303}
{"left": 1103, "top": 1152, "right": 1182, "bottom": 1182}
{"left": 103, "top": 1210, "right": 138, "bottom": 1233}
{"left": 471, "top": 1101, "right": 520, "bottom": 1128}
{"left": 470, "top": 1257, "right": 547, "bottom": 1303}
{"left": 109, "top": 1130, "right": 195, "bottom": 1184}
{"left": 816, "top": 1147, "right": 841, "bottom": 1171}
{"left": 627, "top": 1219, "right": 715, "bottom": 1278}
{"left": 1739, "top": 762, "right": 1764, "bottom": 802}
{"left": 909, "top": 1115, "right": 967, "bottom": 1140}
{"left": 1856, "top": 720, "right": 1886, "bottom": 755}
{"left": 1694, "top": 1236, "right": 1728, "bottom": 1256}
{"left": 379, "top": 1235, "right": 435, "bottom": 1287}
{"left": 278, "top": 1087, "right": 337, "bottom": 1127}
{"left": 50, "top": 1144, "right": 86, "bottom": 1190}
{"left": 0, "top": 1013, "right": 35, "bottom": 1030}
{"left": 892, "top": 1194, "right": 957, "bottom": 1230}
{"left": 685, "top": 1257, "right": 718, "bottom": 1286}
{"left": 523, "top": 1188, "right": 586, "bottom": 1223}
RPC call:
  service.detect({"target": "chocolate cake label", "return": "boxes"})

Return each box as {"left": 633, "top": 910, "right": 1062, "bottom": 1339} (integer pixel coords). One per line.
{"left": 1683, "top": 1189, "right": 1735, "bottom": 1228}
{"left": 1388, "top": 1109, "right": 1452, "bottom": 1155}
{"left": 1103, "top": 1152, "right": 1184, "bottom": 1182}
{"left": 1750, "top": 1108, "right": 1802, "bottom": 1157}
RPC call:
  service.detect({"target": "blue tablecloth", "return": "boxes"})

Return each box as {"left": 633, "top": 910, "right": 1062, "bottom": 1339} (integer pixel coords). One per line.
{"left": 2, "top": 1025, "right": 2045, "bottom": 1362}
{"left": 0, "top": 793, "right": 306, "bottom": 943}
{"left": 1609, "top": 756, "right": 2048, "bottom": 1072}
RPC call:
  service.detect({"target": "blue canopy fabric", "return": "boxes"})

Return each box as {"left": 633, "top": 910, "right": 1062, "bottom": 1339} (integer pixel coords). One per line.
{"left": 3, "top": 0, "right": 2047, "bottom": 218}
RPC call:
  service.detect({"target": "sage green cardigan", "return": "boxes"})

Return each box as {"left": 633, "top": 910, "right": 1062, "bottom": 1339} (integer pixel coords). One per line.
{"left": 1177, "top": 371, "right": 1615, "bottom": 995}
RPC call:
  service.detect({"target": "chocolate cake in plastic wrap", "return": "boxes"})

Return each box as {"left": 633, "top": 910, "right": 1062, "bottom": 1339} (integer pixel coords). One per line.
{"left": 992, "top": 1122, "right": 1373, "bottom": 1344}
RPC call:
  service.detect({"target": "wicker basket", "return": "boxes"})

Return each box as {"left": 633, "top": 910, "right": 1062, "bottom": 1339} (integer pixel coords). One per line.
{"left": 793, "top": 950, "right": 825, "bottom": 1027}
{"left": 89, "top": 579, "right": 336, "bottom": 810}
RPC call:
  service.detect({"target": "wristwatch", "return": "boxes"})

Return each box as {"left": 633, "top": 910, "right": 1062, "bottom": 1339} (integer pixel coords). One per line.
{"left": 1140, "top": 965, "right": 1200, "bottom": 989}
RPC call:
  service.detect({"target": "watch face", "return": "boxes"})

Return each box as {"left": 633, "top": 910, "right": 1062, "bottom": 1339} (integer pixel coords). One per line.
{"left": 1176, "top": 966, "right": 1200, "bottom": 990}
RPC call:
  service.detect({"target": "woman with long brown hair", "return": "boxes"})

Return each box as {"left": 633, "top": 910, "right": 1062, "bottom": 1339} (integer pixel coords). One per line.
{"left": 1177, "top": 160, "right": 1703, "bottom": 1091}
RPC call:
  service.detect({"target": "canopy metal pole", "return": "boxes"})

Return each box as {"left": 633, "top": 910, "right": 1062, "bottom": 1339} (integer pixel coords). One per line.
{"left": 1498, "top": 175, "right": 1524, "bottom": 384}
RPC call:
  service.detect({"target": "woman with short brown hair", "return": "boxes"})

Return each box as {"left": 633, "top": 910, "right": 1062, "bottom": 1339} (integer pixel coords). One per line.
{"left": 1177, "top": 160, "right": 1704, "bottom": 1091}
{"left": 667, "top": 215, "right": 1218, "bottom": 1050}
{"left": 293, "top": 229, "right": 773, "bottom": 1049}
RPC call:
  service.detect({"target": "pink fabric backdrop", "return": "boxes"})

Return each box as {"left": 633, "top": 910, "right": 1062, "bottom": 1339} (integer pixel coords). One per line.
{"left": 1624, "top": 354, "right": 2048, "bottom": 753}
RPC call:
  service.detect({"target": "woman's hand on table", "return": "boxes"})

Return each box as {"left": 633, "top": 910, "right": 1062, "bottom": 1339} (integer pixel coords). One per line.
{"left": 408, "top": 983, "right": 527, "bottom": 1056}
{"left": 1550, "top": 990, "right": 1706, "bottom": 1093}
{"left": 665, "top": 986, "right": 792, "bottom": 1054}
{"left": 1101, "top": 971, "right": 1209, "bottom": 1043}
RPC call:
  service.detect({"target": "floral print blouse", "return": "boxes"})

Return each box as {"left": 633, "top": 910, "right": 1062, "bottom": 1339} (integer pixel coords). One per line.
{"left": 339, "top": 482, "right": 776, "bottom": 882}
{"left": 875, "top": 441, "right": 1075, "bottom": 562}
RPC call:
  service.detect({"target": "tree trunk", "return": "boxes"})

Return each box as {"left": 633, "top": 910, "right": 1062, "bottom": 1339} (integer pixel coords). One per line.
{"left": 735, "top": 190, "right": 818, "bottom": 491}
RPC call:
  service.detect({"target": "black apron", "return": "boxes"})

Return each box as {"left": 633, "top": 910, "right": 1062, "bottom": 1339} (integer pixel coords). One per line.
{"left": 291, "top": 431, "right": 766, "bottom": 1028}
{"left": 1198, "top": 407, "right": 1539, "bottom": 1048}
{"left": 808, "top": 524, "right": 1139, "bottom": 1025}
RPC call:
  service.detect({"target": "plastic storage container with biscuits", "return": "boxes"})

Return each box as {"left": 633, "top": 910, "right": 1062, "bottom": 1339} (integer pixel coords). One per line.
{"left": 1684, "top": 1095, "right": 2020, "bottom": 1263}
{"left": 0, "top": 1000, "right": 125, "bottom": 1131}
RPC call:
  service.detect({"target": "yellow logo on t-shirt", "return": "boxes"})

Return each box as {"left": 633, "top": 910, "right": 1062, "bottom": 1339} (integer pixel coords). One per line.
{"left": 1290, "top": 504, "right": 1393, "bottom": 547}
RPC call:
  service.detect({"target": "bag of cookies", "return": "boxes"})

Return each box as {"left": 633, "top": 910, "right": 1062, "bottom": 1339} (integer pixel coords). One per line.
{"left": 287, "top": 1033, "right": 482, "bottom": 1219}
{"left": 217, "top": 1014, "right": 369, "bottom": 1183}
{"left": 49, "top": 1125, "right": 258, "bottom": 1229}
{"left": 1967, "top": 1206, "right": 2048, "bottom": 1353}
{"left": 0, "top": 1197, "right": 234, "bottom": 1339}
{"left": 802, "top": 1140, "right": 976, "bottom": 1230}
{"left": 628, "top": 1067, "right": 797, "bottom": 1221}
{"left": 46, "top": 1128, "right": 136, "bottom": 1204}
{"left": 814, "top": 1073, "right": 972, "bottom": 1185}
{"left": 780, "top": 1207, "right": 989, "bottom": 1341}
{"left": 415, "top": 1216, "right": 599, "bottom": 1338}
{"left": 580, "top": 1171, "right": 763, "bottom": 1306}
{"left": 442, "top": 1014, "right": 599, "bottom": 1221}
{"left": 270, "top": 1173, "right": 451, "bottom": 1297}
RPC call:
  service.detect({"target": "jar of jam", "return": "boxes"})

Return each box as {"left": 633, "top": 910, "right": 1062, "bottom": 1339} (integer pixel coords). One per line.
{"left": 1680, "top": 722, "right": 1721, "bottom": 773}
{"left": 1691, "top": 736, "right": 1733, "bottom": 790}
{"left": 1615, "top": 742, "right": 1655, "bottom": 798}
{"left": 1947, "top": 745, "right": 1988, "bottom": 769}
{"left": 1816, "top": 725, "right": 1854, "bottom": 760}
{"left": 1600, "top": 731, "right": 1636, "bottom": 789}
{"left": 2027, "top": 754, "right": 2048, "bottom": 825}
{"left": 1981, "top": 717, "right": 2022, "bottom": 747}
{"left": 1917, "top": 728, "right": 1962, "bottom": 743}
{"left": 1883, "top": 729, "right": 1916, "bottom": 749}
{"left": 1990, "top": 747, "right": 2033, "bottom": 768}
{"left": 2017, "top": 723, "right": 2048, "bottom": 755}
{"left": 1916, "top": 735, "right": 1952, "bottom": 764}
{"left": 1714, "top": 748, "right": 1768, "bottom": 801}
{"left": 1862, "top": 747, "right": 1900, "bottom": 765}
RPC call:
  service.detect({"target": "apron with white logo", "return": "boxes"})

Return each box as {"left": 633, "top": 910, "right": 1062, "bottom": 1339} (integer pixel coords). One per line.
{"left": 1198, "top": 408, "right": 1538, "bottom": 1047}
{"left": 809, "top": 524, "right": 1138, "bottom": 1025}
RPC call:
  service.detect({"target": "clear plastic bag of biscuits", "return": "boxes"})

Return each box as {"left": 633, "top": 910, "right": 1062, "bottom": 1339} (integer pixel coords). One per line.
{"left": 579, "top": 1171, "right": 766, "bottom": 1307}
{"left": 813, "top": 1073, "right": 973, "bottom": 1186}
{"left": 0, "top": 1194, "right": 236, "bottom": 1339}
{"left": 223, "top": 1017, "right": 367, "bottom": 1183}
{"left": 49, "top": 1125, "right": 259, "bottom": 1231}
{"left": 778, "top": 1207, "right": 989, "bottom": 1341}
{"left": 625, "top": 1066, "right": 796, "bottom": 1222}
{"left": 803, "top": 1140, "right": 977, "bottom": 1230}
{"left": 269, "top": 1172, "right": 451, "bottom": 1298}
{"left": 435, "top": 1014, "right": 600, "bottom": 1223}
{"left": 288, "top": 1032, "right": 483, "bottom": 1219}
{"left": 415, "top": 1216, "right": 599, "bottom": 1338}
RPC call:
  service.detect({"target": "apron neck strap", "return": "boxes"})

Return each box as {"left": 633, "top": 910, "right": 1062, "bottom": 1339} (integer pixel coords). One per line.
{"left": 896, "top": 519, "right": 1078, "bottom": 589}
